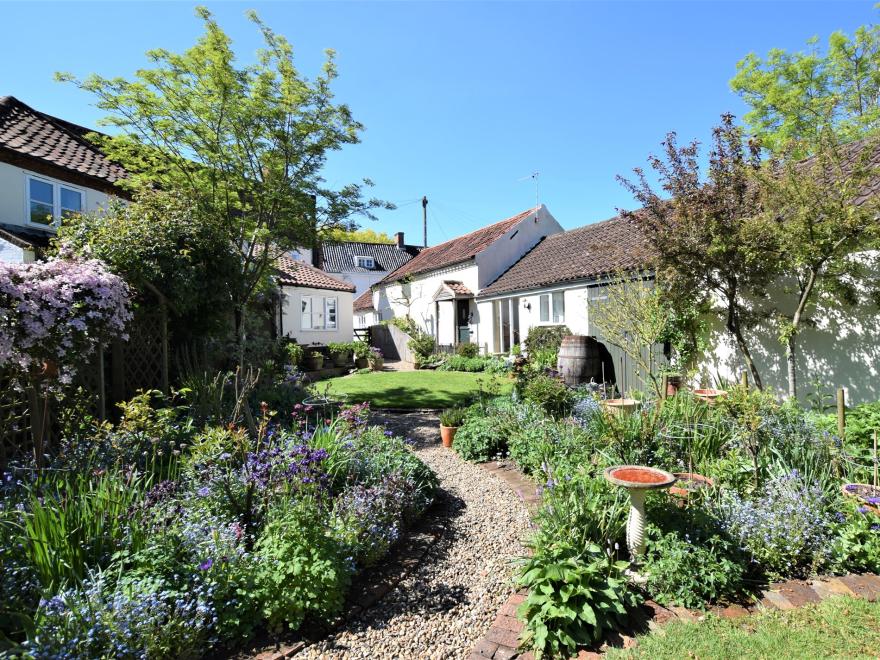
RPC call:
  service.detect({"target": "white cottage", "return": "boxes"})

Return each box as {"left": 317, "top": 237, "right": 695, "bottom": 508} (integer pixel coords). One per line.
{"left": 275, "top": 255, "right": 356, "bottom": 345}
{"left": 0, "top": 95, "right": 123, "bottom": 262}
{"left": 372, "top": 205, "right": 563, "bottom": 349}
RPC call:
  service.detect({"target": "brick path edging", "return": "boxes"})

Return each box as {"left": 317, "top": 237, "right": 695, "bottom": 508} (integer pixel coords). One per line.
{"left": 470, "top": 460, "right": 880, "bottom": 659}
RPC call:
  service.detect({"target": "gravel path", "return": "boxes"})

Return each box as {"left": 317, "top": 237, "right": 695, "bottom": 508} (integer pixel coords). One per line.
{"left": 298, "top": 411, "right": 531, "bottom": 660}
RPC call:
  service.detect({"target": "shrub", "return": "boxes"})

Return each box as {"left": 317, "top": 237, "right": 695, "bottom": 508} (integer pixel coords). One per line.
{"left": 456, "top": 342, "right": 480, "bottom": 358}
{"left": 253, "top": 502, "right": 352, "bottom": 632}
{"left": 286, "top": 342, "right": 304, "bottom": 366}
{"left": 523, "top": 373, "right": 574, "bottom": 418}
{"left": 642, "top": 504, "right": 746, "bottom": 608}
{"left": 453, "top": 415, "right": 507, "bottom": 462}
{"left": 509, "top": 418, "right": 598, "bottom": 477}
{"left": 517, "top": 541, "right": 641, "bottom": 658}
{"left": 716, "top": 471, "right": 831, "bottom": 580}
{"left": 437, "top": 355, "right": 490, "bottom": 372}
{"left": 439, "top": 408, "right": 466, "bottom": 427}
{"left": 351, "top": 341, "right": 371, "bottom": 359}
{"left": 328, "top": 341, "right": 354, "bottom": 357}
{"left": 524, "top": 324, "right": 570, "bottom": 355}
{"left": 407, "top": 332, "right": 436, "bottom": 359}
{"left": 826, "top": 499, "right": 880, "bottom": 574}
{"left": 532, "top": 469, "right": 628, "bottom": 551}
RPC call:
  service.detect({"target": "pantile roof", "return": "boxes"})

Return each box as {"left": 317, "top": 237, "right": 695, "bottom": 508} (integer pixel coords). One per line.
{"left": 0, "top": 96, "right": 126, "bottom": 186}
{"left": 353, "top": 290, "right": 375, "bottom": 311}
{"left": 479, "top": 214, "right": 654, "bottom": 297}
{"left": 380, "top": 207, "right": 537, "bottom": 284}
{"left": 275, "top": 255, "right": 355, "bottom": 292}
{"left": 318, "top": 241, "right": 421, "bottom": 273}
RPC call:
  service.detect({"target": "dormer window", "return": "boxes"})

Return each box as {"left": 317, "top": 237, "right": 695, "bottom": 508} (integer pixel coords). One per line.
{"left": 356, "top": 256, "right": 375, "bottom": 269}
{"left": 27, "top": 175, "right": 83, "bottom": 228}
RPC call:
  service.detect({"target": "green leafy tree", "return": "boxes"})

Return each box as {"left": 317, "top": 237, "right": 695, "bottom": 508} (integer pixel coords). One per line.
{"left": 754, "top": 130, "right": 880, "bottom": 398}
{"left": 321, "top": 227, "right": 395, "bottom": 244}
{"left": 732, "top": 22, "right": 880, "bottom": 152}
{"left": 55, "top": 190, "right": 238, "bottom": 339}
{"left": 618, "top": 114, "right": 779, "bottom": 389}
{"left": 58, "top": 7, "right": 391, "bottom": 356}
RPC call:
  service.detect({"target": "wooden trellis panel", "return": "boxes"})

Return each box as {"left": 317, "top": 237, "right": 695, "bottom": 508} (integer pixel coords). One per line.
{"left": 0, "top": 372, "right": 31, "bottom": 466}
{"left": 112, "top": 305, "right": 169, "bottom": 401}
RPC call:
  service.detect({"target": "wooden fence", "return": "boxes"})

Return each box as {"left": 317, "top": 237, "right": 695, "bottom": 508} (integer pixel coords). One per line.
{"left": 0, "top": 304, "right": 168, "bottom": 466}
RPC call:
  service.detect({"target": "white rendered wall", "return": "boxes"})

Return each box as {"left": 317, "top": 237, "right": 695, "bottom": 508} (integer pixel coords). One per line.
{"left": 279, "top": 285, "right": 354, "bottom": 345}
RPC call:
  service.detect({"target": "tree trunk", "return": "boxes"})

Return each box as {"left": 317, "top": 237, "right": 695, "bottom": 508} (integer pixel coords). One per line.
{"left": 785, "top": 335, "right": 797, "bottom": 400}
{"left": 726, "top": 307, "right": 763, "bottom": 390}
{"left": 786, "top": 269, "right": 817, "bottom": 401}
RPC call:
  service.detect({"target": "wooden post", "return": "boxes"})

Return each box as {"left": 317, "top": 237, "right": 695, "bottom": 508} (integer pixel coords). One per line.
{"left": 740, "top": 372, "right": 748, "bottom": 390}
{"left": 837, "top": 387, "right": 846, "bottom": 440}
{"left": 874, "top": 430, "right": 878, "bottom": 489}
{"left": 661, "top": 374, "right": 668, "bottom": 401}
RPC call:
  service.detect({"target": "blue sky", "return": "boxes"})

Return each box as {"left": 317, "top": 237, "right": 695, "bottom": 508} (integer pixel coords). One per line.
{"left": 2, "top": 1, "right": 874, "bottom": 243}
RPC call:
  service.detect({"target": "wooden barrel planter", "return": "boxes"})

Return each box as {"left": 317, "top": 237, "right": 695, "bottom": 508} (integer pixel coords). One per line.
{"left": 557, "top": 335, "right": 602, "bottom": 387}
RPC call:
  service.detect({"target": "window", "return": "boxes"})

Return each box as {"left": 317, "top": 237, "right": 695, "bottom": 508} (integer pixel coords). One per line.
{"left": 27, "top": 176, "right": 83, "bottom": 227}
{"left": 355, "top": 256, "right": 375, "bottom": 269}
{"left": 538, "top": 292, "right": 565, "bottom": 324}
{"left": 301, "top": 295, "right": 338, "bottom": 330}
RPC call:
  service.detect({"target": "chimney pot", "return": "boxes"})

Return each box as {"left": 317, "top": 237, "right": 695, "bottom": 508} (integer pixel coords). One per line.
{"left": 395, "top": 231, "right": 405, "bottom": 248}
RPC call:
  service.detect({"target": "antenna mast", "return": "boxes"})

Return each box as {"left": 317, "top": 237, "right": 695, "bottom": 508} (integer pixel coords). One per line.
{"left": 532, "top": 171, "right": 539, "bottom": 210}
{"left": 422, "top": 196, "right": 428, "bottom": 247}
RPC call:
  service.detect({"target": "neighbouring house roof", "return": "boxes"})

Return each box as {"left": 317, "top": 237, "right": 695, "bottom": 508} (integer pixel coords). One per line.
{"left": 379, "top": 207, "right": 538, "bottom": 284}
{"left": 433, "top": 280, "right": 474, "bottom": 301}
{"left": 0, "top": 224, "right": 42, "bottom": 251}
{"left": 275, "top": 255, "right": 355, "bottom": 292}
{"left": 479, "top": 214, "right": 654, "bottom": 297}
{"left": 0, "top": 96, "right": 126, "bottom": 190}
{"left": 318, "top": 241, "right": 422, "bottom": 273}
{"left": 353, "top": 290, "right": 375, "bottom": 311}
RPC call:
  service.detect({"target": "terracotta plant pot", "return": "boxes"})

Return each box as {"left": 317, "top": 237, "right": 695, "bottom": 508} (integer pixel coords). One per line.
{"left": 665, "top": 374, "right": 683, "bottom": 397}
{"left": 355, "top": 357, "right": 369, "bottom": 369}
{"left": 602, "top": 398, "right": 639, "bottom": 417}
{"left": 668, "top": 472, "right": 715, "bottom": 498}
{"left": 440, "top": 425, "right": 458, "bottom": 448}
{"left": 693, "top": 388, "right": 727, "bottom": 404}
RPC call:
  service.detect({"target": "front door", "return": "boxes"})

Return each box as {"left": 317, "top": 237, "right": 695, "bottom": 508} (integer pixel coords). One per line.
{"left": 456, "top": 299, "right": 471, "bottom": 344}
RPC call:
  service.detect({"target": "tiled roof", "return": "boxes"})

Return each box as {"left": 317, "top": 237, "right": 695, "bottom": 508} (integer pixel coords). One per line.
{"left": 443, "top": 281, "right": 473, "bottom": 297}
{"left": 380, "top": 207, "right": 537, "bottom": 284}
{"left": 0, "top": 96, "right": 126, "bottom": 186}
{"left": 0, "top": 223, "right": 48, "bottom": 250}
{"left": 479, "top": 214, "right": 654, "bottom": 297}
{"left": 318, "top": 241, "right": 421, "bottom": 273}
{"left": 353, "top": 290, "right": 375, "bottom": 311}
{"left": 275, "top": 255, "right": 355, "bottom": 292}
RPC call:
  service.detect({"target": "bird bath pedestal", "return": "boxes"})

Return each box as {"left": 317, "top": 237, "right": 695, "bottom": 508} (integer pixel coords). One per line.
{"left": 604, "top": 465, "right": 676, "bottom": 564}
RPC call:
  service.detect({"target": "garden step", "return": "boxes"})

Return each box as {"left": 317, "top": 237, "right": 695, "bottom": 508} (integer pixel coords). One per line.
{"left": 761, "top": 590, "right": 796, "bottom": 611}
{"left": 773, "top": 581, "right": 822, "bottom": 608}
{"left": 837, "top": 574, "right": 880, "bottom": 601}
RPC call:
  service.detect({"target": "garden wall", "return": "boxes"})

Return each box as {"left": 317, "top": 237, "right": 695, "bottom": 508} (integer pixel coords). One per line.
{"left": 370, "top": 323, "right": 416, "bottom": 364}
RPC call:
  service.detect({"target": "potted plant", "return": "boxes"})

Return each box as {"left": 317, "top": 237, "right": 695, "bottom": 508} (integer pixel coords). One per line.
{"left": 352, "top": 341, "right": 371, "bottom": 369}
{"left": 329, "top": 342, "right": 352, "bottom": 367}
{"left": 439, "top": 408, "right": 466, "bottom": 447}
{"left": 304, "top": 350, "right": 324, "bottom": 371}
{"left": 662, "top": 370, "right": 683, "bottom": 397}
{"left": 286, "top": 342, "right": 304, "bottom": 368}
{"left": 368, "top": 346, "right": 384, "bottom": 371}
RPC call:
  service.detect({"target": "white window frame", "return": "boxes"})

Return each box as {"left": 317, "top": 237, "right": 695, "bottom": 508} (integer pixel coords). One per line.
{"left": 300, "top": 294, "right": 338, "bottom": 331}
{"left": 24, "top": 173, "right": 85, "bottom": 230}
{"left": 537, "top": 292, "right": 565, "bottom": 324}
{"left": 355, "top": 255, "right": 375, "bottom": 269}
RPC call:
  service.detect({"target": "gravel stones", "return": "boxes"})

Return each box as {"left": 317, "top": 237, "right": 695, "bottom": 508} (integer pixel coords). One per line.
{"left": 297, "top": 411, "right": 531, "bottom": 659}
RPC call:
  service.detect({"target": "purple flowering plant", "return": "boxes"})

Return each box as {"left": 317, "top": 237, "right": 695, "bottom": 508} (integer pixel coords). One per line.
{"left": 0, "top": 257, "right": 131, "bottom": 388}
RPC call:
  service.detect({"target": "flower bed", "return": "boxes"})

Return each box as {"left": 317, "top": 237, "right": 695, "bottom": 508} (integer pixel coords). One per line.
{"left": 451, "top": 383, "right": 880, "bottom": 657}
{"left": 0, "top": 389, "right": 437, "bottom": 658}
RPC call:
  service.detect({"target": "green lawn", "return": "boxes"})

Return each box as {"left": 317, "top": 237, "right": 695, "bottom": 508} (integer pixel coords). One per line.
{"left": 606, "top": 596, "right": 880, "bottom": 660}
{"left": 318, "top": 370, "right": 512, "bottom": 409}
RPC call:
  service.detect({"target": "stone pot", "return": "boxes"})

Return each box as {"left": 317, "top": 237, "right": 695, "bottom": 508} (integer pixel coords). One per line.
{"left": 355, "top": 357, "right": 369, "bottom": 369}
{"left": 304, "top": 355, "right": 324, "bottom": 371}
{"left": 370, "top": 357, "right": 384, "bottom": 371}
{"left": 440, "top": 425, "right": 458, "bottom": 448}
{"left": 332, "top": 351, "right": 351, "bottom": 367}
{"left": 602, "top": 398, "right": 639, "bottom": 417}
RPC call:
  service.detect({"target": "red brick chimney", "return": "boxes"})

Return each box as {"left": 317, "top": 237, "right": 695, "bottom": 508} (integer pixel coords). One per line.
{"left": 395, "top": 231, "right": 405, "bottom": 249}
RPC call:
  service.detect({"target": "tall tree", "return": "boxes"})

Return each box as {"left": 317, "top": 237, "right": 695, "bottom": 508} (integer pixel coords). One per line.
{"left": 321, "top": 227, "right": 396, "bottom": 244}
{"left": 754, "top": 130, "right": 880, "bottom": 398}
{"left": 732, "top": 23, "right": 880, "bottom": 153}
{"left": 58, "top": 7, "right": 391, "bottom": 355}
{"left": 618, "top": 114, "right": 779, "bottom": 389}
